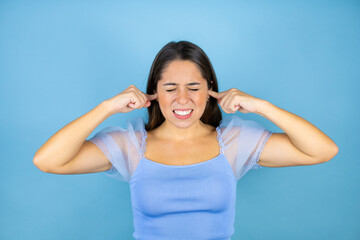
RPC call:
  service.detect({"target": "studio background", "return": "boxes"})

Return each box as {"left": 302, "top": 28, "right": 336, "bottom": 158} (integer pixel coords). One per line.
{"left": 1, "top": 0, "right": 358, "bottom": 239}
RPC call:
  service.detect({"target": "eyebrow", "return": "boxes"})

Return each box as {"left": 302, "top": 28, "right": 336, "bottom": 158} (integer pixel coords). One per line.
{"left": 162, "top": 82, "right": 201, "bottom": 86}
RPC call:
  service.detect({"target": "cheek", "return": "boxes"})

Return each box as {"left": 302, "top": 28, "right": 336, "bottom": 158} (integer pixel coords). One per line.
{"left": 158, "top": 94, "right": 171, "bottom": 106}
{"left": 194, "top": 92, "right": 207, "bottom": 103}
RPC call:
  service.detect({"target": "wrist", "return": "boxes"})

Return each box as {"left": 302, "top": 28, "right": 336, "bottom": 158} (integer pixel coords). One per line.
{"left": 99, "top": 100, "right": 115, "bottom": 118}
{"left": 255, "top": 100, "right": 273, "bottom": 117}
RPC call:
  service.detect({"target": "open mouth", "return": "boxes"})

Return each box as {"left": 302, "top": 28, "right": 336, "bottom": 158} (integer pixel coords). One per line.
{"left": 173, "top": 109, "right": 193, "bottom": 119}
{"left": 173, "top": 109, "right": 193, "bottom": 115}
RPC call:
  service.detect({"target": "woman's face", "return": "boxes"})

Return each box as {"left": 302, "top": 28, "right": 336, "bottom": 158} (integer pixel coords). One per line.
{"left": 156, "top": 60, "right": 210, "bottom": 129}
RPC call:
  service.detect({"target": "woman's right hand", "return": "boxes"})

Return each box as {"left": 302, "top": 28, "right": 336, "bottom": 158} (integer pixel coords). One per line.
{"left": 104, "top": 85, "right": 158, "bottom": 114}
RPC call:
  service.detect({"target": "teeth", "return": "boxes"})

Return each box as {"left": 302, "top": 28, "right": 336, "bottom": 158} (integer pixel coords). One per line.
{"left": 174, "top": 110, "right": 192, "bottom": 115}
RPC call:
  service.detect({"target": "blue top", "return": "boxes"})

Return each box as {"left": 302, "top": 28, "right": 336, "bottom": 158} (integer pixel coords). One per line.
{"left": 88, "top": 114, "right": 272, "bottom": 240}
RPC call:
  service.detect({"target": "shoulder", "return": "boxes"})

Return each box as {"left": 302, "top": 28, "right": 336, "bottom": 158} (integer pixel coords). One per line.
{"left": 219, "top": 114, "right": 265, "bottom": 129}
{"left": 216, "top": 114, "right": 242, "bottom": 134}
{"left": 216, "top": 115, "right": 270, "bottom": 145}
{"left": 106, "top": 116, "right": 147, "bottom": 146}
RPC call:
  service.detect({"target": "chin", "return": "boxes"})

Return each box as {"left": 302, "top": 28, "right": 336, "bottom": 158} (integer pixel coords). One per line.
{"left": 166, "top": 112, "right": 203, "bottom": 126}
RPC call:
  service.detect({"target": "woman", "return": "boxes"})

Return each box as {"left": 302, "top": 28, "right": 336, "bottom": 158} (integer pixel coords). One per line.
{"left": 33, "top": 41, "right": 339, "bottom": 239}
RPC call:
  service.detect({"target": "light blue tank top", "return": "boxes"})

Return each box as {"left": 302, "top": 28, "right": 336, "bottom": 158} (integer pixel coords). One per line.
{"left": 89, "top": 114, "right": 272, "bottom": 240}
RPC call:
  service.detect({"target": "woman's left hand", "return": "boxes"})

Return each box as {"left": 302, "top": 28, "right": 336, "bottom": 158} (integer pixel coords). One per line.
{"left": 208, "top": 88, "right": 265, "bottom": 114}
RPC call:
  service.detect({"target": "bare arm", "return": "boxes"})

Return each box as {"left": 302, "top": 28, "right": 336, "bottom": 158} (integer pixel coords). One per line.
{"left": 33, "top": 101, "right": 114, "bottom": 172}
{"left": 33, "top": 85, "right": 158, "bottom": 174}
{"left": 256, "top": 100, "right": 338, "bottom": 165}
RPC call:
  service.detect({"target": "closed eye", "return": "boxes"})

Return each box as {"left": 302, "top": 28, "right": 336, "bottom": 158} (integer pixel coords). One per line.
{"left": 166, "top": 89, "right": 199, "bottom": 92}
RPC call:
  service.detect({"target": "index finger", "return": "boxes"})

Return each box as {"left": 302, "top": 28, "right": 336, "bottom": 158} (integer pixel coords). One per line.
{"left": 145, "top": 92, "right": 158, "bottom": 101}
{"left": 208, "top": 90, "right": 225, "bottom": 99}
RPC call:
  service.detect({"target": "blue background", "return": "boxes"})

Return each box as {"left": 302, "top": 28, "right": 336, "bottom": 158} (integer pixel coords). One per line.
{"left": 1, "top": 0, "right": 359, "bottom": 239}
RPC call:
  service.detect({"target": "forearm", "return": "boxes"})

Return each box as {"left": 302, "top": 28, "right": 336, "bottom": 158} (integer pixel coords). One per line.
{"left": 33, "top": 101, "right": 114, "bottom": 170}
{"left": 256, "top": 100, "right": 339, "bottom": 160}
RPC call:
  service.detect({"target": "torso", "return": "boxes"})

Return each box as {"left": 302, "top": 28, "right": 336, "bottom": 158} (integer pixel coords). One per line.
{"left": 144, "top": 125, "right": 220, "bottom": 166}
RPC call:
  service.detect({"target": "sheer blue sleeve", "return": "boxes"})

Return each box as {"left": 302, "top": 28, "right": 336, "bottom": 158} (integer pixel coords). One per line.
{"left": 87, "top": 116, "right": 145, "bottom": 182}
{"left": 218, "top": 115, "right": 273, "bottom": 181}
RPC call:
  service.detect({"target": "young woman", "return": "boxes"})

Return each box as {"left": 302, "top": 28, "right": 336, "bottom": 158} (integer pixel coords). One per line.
{"left": 33, "top": 40, "right": 339, "bottom": 240}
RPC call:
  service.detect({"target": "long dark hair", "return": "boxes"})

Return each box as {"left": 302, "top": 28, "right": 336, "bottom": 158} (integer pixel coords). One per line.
{"left": 144, "top": 40, "right": 222, "bottom": 131}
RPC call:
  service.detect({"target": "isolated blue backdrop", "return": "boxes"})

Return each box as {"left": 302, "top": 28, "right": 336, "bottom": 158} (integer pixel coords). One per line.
{"left": 0, "top": 0, "right": 359, "bottom": 239}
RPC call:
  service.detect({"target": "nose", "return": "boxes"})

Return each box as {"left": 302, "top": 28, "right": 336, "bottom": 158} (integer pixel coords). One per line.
{"left": 176, "top": 89, "right": 190, "bottom": 104}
